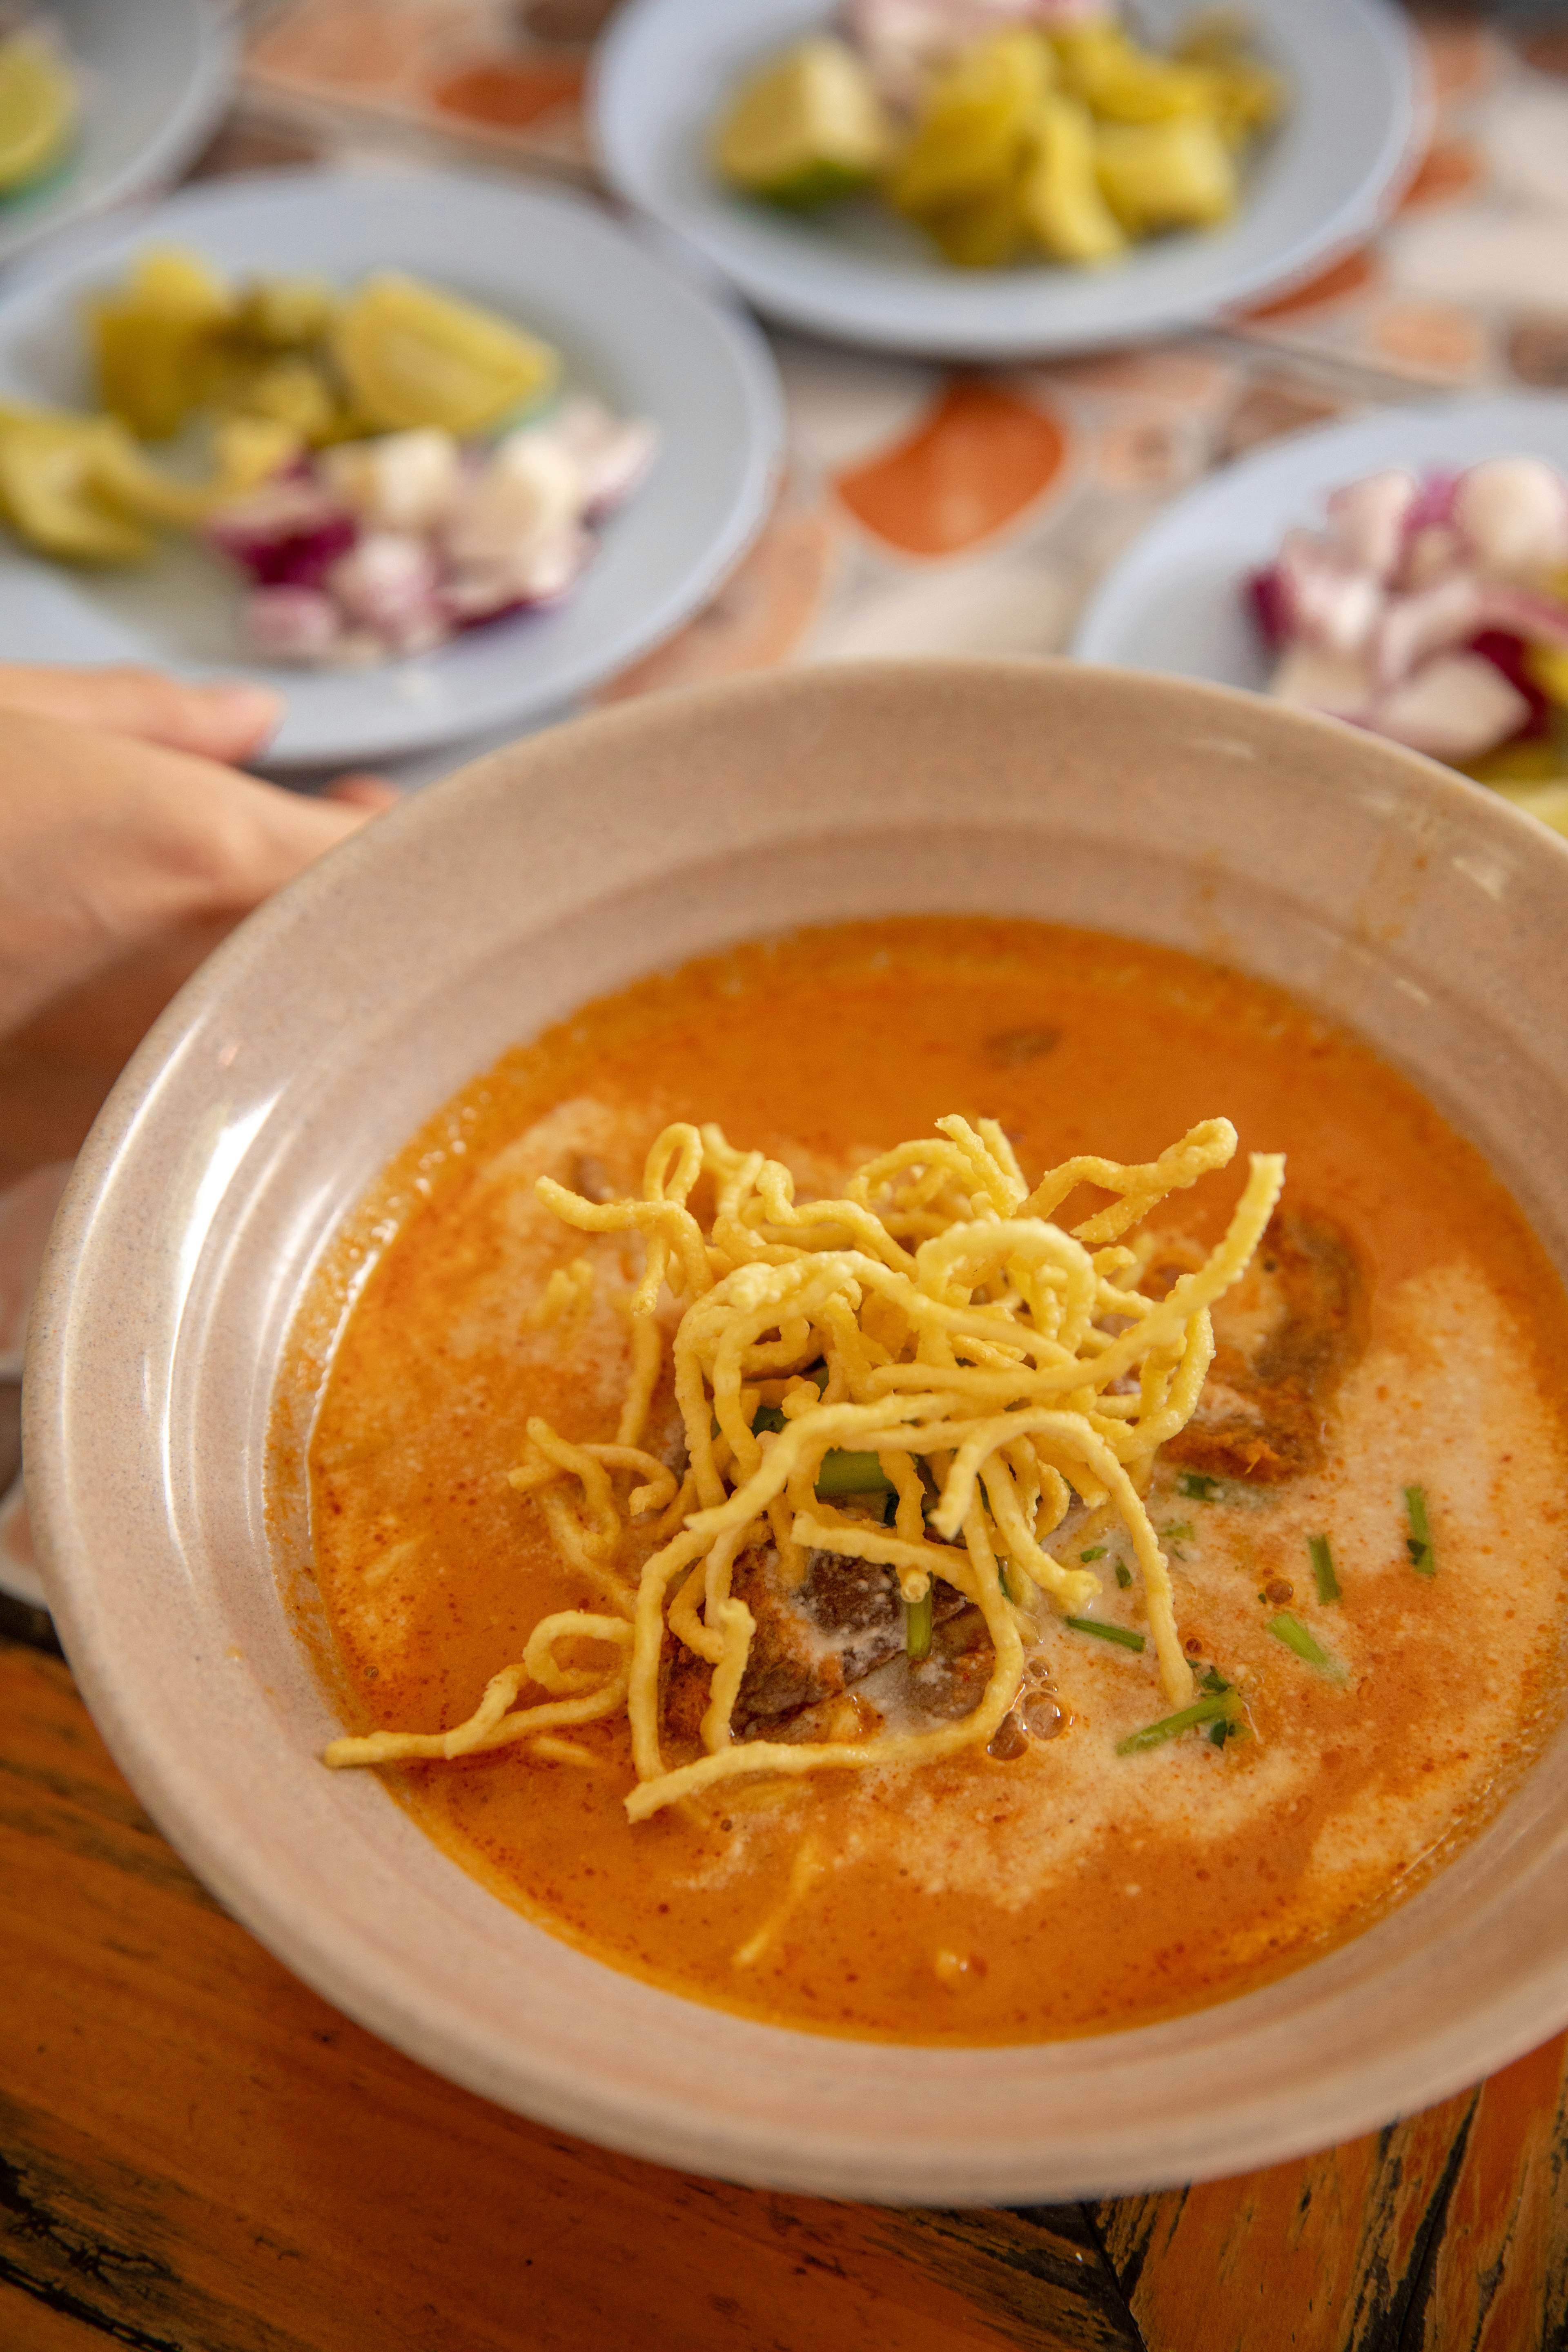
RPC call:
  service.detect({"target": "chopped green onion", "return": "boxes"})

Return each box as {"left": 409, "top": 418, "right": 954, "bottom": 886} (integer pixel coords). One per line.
{"left": 1080, "top": 1546, "right": 1107, "bottom": 1562}
{"left": 905, "top": 1586, "right": 933, "bottom": 1663}
{"left": 1405, "top": 1485, "right": 1435, "bottom": 1576}
{"left": 1117, "top": 1687, "right": 1244, "bottom": 1755}
{"left": 1199, "top": 1666, "right": 1229, "bottom": 1695}
{"left": 815, "top": 1449, "right": 895, "bottom": 1498}
{"left": 1267, "top": 1610, "right": 1346, "bottom": 1684}
{"left": 1209, "top": 1715, "right": 1246, "bottom": 1748}
{"left": 1065, "top": 1615, "right": 1146, "bottom": 1653}
{"left": 1115, "top": 1563, "right": 1132, "bottom": 1590}
{"left": 753, "top": 1365, "right": 828, "bottom": 1437}
{"left": 999, "top": 1563, "right": 1019, "bottom": 1603}
{"left": 1161, "top": 1521, "right": 1194, "bottom": 1543}
{"left": 1177, "top": 1472, "right": 1221, "bottom": 1501}
{"left": 1308, "top": 1533, "right": 1341, "bottom": 1604}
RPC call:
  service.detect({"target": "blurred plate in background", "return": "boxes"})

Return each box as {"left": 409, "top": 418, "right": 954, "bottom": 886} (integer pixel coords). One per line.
{"left": 0, "top": 0, "right": 234, "bottom": 274}
{"left": 593, "top": 0, "right": 1422, "bottom": 361}
{"left": 1072, "top": 393, "right": 1568, "bottom": 688}
{"left": 0, "top": 168, "right": 785, "bottom": 766}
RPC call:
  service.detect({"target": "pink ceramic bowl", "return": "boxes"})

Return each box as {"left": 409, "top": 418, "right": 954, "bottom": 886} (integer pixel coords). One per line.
{"left": 24, "top": 660, "right": 1568, "bottom": 2203}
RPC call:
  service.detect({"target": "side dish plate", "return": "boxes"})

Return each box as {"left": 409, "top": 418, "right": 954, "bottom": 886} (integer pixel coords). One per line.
{"left": 0, "top": 168, "right": 784, "bottom": 767}
{"left": 1072, "top": 393, "right": 1568, "bottom": 686}
{"left": 25, "top": 661, "right": 1568, "bottom": 2202}
{"left": 592, "top": 0, "right": 1422, "bottom": 359}
{"left": 0, "top": 0, "right": 234, "bottom": 274}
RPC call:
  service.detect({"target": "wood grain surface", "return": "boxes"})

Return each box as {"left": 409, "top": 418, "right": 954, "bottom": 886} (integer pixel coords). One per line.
{"left": 4, "top": 1615, "right": 1567, "bottom": 2352}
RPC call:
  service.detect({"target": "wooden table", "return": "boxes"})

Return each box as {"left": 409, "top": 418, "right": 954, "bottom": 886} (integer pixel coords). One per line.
{"left": 6, "top": 935, "right": 1568, "bottom": 2352}
{"left": 5, "top": 1600, "right": 1568, "bottom": 2352}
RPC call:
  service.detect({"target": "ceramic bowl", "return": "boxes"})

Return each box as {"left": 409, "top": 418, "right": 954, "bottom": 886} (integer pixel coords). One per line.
{"left": 25, "top": 661, "right": 1568, "bottom": 2203}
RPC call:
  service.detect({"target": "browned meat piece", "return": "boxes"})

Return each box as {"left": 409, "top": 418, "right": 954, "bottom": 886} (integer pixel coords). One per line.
{"left": 663, "top": 1541, "right": 969, "bottom": 1746}
{"left": 984, "top": 1024, "right": 1061, "bottom": 1066}
{"left": 568, "top": 1152, "right": 617, "bottom": 1203}
{"left": 906, "top": 1604, "right": 996, "bottom": 1720}
{"left": 1160, "top": 1206, "right": 1369, "bottom": 1483}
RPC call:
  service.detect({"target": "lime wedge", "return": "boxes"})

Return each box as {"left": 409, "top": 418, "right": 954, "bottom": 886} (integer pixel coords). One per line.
{"left": 0, "top": 410, "right": 150, "bottom": 566}
{"left": 0, "top": 33, "right": 76, "bottom": 196}
{"left": 714, "top": 38, "right": 886, "bottom": 208}
{"left": 885, "top": 31, "right": 1050, "bottom": 219}
{"left": 332, "top": 273, "right": 559, "bottom": 437}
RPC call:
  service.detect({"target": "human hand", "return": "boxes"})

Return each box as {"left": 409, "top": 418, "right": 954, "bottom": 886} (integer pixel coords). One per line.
{"left": 0, "top": 660, "right": 286, "bottom": 762}
{"left": 0, "top": 661, "right": 399, "bottom": 808}
{"left": 0, "top": 671, "right": 390, "bottom": 1041}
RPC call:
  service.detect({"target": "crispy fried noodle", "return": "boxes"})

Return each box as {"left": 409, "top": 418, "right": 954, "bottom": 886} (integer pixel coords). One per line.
{"left": 325, "top": 1113, "right": 1284, "bottom": 1820}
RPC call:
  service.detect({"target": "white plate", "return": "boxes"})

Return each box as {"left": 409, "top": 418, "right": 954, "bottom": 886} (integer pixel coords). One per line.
{"left": 0, "top": 168, "right": 785, "bottom": 767}
{"left": 592, "top": 0, "right": 1421, "bottom": 361}
{"left": 1073, "top": 394, "right": 1568, "bottom": 685}
{"left": 0, "top": 0, "right": 234, "bottom": 274}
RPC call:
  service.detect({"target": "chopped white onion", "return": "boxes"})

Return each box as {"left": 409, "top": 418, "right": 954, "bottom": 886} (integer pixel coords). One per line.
{"left": 1325, "top": 468, "right": 1416, "bottom": 583}
{"left": 243, "top": 585, "right": 343, "bottom": 665}
{"left": 1453, "top": 457, "right": 1568, "bottom": 580}
{"left": 1275, "top": 528, "right": 1384, "bottom": 658}
{"left": 1372, "top": 571, "right": 1483, "bottom": 688}
{"left": 1269, "top": 643, "right": 1375, "bottom": 721}
{"left": 327, "top": 531, "right": 448, "bottom": 654}
{"left": 323, "top": 428, "right": 463, "bottom": 534}
{"left": 1373, "top": 651, "right": 1530, "bottom": 761}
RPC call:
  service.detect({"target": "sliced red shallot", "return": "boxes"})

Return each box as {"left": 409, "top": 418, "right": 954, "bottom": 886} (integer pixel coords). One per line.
{"left": 548, "top": 397, "right": 661, "bottom": 517}
{"left": 445, "top": 435, "right": 584, "bottom": 573}
{"left": 322, "top": 428, "right": 462, "bottom": 534}
{"left": 445, "top": 524, "right": 591, "bottom": 620}
{"left": 1370, "top": 570, "right": 1483, "bottom": 688}
{"left": 1471, "top": 579, "right": 1568, "bottom": 648}
{"left": 1403, "top": 523, "right": 1463, "bottom": 592}
{"left": 243, "top": 584, "right": 343, "bottom": 664}
{"left": 1274, "top": 527, "right": 1383, "bottom": 657}
{"left": 1325, "top": 468, "right": 1415, "bottom": 582}
{"left": 327, "top": 531, "right": 448, "bottom": 655}
{"left": 839, "top": 0, "right": 1099, "bottom": 111}
{"left": 211, "top": 394, "right": 654, "bottom": 666}
{"left": 208, "top": 479, "right": 358, "bottom": 589}
{"left": 1249, "top": 453, "right": 1568, "bottom": 766}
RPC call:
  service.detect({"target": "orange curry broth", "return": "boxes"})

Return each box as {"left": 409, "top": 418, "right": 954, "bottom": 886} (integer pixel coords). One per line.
{"left": 303, "top": 919, "right": 1568, "bottom": 2042}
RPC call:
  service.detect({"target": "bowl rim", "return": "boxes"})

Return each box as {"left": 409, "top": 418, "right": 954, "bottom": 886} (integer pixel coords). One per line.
{"left": 23, "top": 658, "right": 1568, "bottom": 2203}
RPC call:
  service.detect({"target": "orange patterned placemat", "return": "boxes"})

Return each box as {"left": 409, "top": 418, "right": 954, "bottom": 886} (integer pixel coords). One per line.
{"left": 1234, "top": 16, "right": 1568, "bottom": 392}
{"left": 243, "top": 0, "right": 601, "bottom": 181}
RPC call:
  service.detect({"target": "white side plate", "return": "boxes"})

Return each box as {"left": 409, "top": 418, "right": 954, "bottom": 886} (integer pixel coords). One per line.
{"left": 593, "top": 0, "right": 1421, "bottom": 359}
{"left": 0, "top": 168, "right": 785, "bottom": 766}
{"left": 1074, "top": 394, "right": 1568, "bottom": 686}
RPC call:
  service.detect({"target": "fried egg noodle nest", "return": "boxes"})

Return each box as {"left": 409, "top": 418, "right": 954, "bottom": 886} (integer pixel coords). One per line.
{"left": 325, "top": 1112, "right": 1284, "bottom": 1822}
